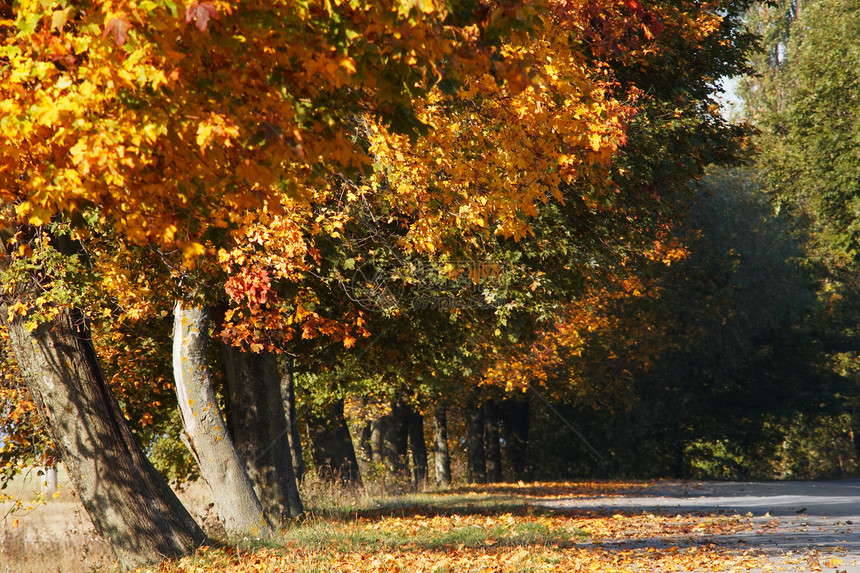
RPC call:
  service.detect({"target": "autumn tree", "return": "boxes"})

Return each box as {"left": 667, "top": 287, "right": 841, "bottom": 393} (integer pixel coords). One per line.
{"left": 0, "top": 0, "right": 766, "bottom": 563}
{"left": 0, "top": 0, "right": 558, "bottom": 561}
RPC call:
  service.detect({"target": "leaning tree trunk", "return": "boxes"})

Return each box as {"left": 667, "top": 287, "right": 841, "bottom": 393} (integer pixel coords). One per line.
{"left": 279, "top": 355, "right": 305, "bottom": 482}
{"left": 222, "top": 345, "right": 303, "bottom": 523}
{"left": 173, "top": 302, "right": 272, "bottom": 538}
{"left": 407, "top": 408, "right": 428, "bottom": 488}
{"left": 484, "top": 400, "right": 503, "bottom": 483}
{"left": 465, "top": 401, "right": 487, "bottom": 484}
{"left": 6, "top": 307, "right": 207, "bottom": 568}
{"left": 432, "top": 405, "right": 452, "bottom": 487}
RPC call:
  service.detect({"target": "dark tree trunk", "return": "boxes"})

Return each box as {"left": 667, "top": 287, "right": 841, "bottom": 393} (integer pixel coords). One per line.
{"left": 432, "top": 405, "right": 451, "bottom": 487}
{"left": 6, "top": 307, "right": 207, "bottom": 568}
{"left": 173, "top": 303, "right": 273, "bottom": 538}
{"left": 387, "top": 398, "right": 410, "bottom": 475}
{"left": 370, "top": 418, "right": 384, "bottom": 464}
{"left": 407, "top": 408, "right": 428, "bottom": 488}
{"left": 358, "top": 420, "right": 373, "bottom": 464}
{"left": 465, "top": 401, "right": 487, "bottom": 484}
{"left": 484, "top": 400, "right": 503, "bottom": 483}
{"left": 500, "top": 399, "right": 529, "bottom": 480}
{"left": 306, "top": 399, "right": 361, "bottom": 484}
{"left": 372, "top": 398, "right": 409, "bottom": 476}
{"left": 280, "top": 355, "right": 305, "bottom": 482}
{"left": 222, "top": 346, "right": 303, "bottom": 523}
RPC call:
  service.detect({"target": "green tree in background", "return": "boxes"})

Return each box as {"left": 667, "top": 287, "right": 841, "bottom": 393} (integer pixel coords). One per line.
{"left": 742, "top": 0, "right": 860, "bottom": 461}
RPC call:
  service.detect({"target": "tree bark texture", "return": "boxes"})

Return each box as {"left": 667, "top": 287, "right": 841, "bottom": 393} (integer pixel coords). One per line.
{"left": 306, "top": 399, "right": 362, "bottom": 484}
{"left": 279, "top": 355, "right": 305, "bottom": 482}
{"left": 432, "top": 405, "right": 451, "bottom": 487}
{"left": 465, "top": 401, "right": 487, "bottom": 484}
{"left": 484, "top": 400, "right": 503, "bottom": 483}
{"left": 7, "top": 307, "right": 207, "bottom": 568}
{"left": 407, "top": 408, "right": 428, "bottom": 488}
{"left": 222, "top": 346, "right": 303, "bottom": 522}
{"left": 172, "top": 302, "right": 272, "bottom": 538}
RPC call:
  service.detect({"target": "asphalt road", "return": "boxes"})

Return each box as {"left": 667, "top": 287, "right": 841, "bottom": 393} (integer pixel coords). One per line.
{"left": 538, "top": 480, "right": 860, "bottom": 572}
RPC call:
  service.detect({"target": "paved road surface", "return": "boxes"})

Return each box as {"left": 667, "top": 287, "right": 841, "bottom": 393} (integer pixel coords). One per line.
{"left": 538, "top": 480, "right": 860, "bottom": 572}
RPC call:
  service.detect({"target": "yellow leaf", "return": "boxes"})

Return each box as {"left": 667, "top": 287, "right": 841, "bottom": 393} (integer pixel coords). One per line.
{"left": 181, "top": 241, "right": 206, "bottom": 264}
{"left": 417, "top": 0, "right": 436, "bottom": 14}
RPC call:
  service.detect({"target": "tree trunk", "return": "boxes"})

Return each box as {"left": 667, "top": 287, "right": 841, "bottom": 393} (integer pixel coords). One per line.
{"left": 484, "top": 400, "right": 503, "bottom": 483}
{"left": 280, "top": 355, "right": 305, "bottom": 482}
{"left": 407, "top": 408, "right": 428, "bottom": 488}
{"left": 6, "top": 307, "right": 207, "bottom": 568}
{"left": 306, "top": 399, "right": 362, "bottom": 484}
{"left": 370, "top": 418, "right": 384, "bottom": 464}
{"left": 358, "top": 420, "right": 373, "bottom": 464}
{"left": 432, "top": 405, "right": 451, "bottom": 487}
{"left": 465, "top": 401, "right": 487, "bottom": 484}
{"left": 379, "top": 398, "right": 409, "bottom": 476}
{"left": 41, "top": 465, "right": 58, "bottom": 497}
{"left": 172, "top": 302, "right": 272, "bottom": 538}
{"left": 500, "top": 399, "right": 529, "bottom": 480}
{"left": 222, "top": 345, "right": 303, "bottom": 523}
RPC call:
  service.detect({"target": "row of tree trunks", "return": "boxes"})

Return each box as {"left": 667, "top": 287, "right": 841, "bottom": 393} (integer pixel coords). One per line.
{"left": 7, "top": 289, "right": 525, "bottom": 567}
{"left": 465, "top": 399, "right": 531, "bottom": 484}
{"left": 345, "top": 399, "right": 527, "bottom": 488}
{"left": 5, "top": 306, "right": 208, "bottom": 568}
{"left": 362, "top": 397, "right": 435, "bottom": 488}
{"left": 371, "top": 397, "right": 410, "bottom": 475}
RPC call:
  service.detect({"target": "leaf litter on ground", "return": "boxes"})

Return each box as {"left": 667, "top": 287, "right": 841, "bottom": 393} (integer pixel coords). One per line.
{"left": 140, "top": 480, "right": 846, "bottom": 573}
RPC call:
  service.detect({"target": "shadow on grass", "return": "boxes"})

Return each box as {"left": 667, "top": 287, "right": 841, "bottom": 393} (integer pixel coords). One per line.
{"left": 304, "top": 479, "right": 676, "bottom": 524}
{"left": 277, "top": 515, "right": 587, "bottom": 553}
{"left": 266, "top": 481, "right": 686, "bottom": 554}
{"left": 440, "top": 480, "right": 673, "bottom": 499}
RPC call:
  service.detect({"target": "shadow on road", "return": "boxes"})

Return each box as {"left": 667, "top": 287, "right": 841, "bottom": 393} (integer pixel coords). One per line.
{"left": 539, "top": 479, "right": 860, "bottom": 569}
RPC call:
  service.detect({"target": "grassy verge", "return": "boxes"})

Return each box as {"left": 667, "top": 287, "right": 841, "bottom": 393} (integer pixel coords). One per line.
{"left": 3, "top": 475, "right": 771, "bottom": 573}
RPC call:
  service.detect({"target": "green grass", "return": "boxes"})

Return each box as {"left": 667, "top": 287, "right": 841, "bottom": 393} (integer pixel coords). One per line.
{"left": 278, "top": 515, "right": 585, "bottom": 553}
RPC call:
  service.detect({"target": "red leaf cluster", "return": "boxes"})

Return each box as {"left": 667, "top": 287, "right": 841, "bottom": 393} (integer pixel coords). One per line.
{"left": 185, "top": 2, "right": 219, "bottom": 32}
{"left": 224, "top": 267, "right": 271, "bottom": 307}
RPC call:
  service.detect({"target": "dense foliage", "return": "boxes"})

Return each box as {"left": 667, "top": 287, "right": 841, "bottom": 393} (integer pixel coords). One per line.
{"left": 1, "top": 2, "right": 859, "bottom": 556}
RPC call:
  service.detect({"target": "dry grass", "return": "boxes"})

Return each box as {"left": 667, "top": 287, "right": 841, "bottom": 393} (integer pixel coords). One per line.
{"left": 0, "top": 466, "right": 215, "bottom": 573}
{"left": 0, "top": 466, "right": 112, "bottom": 573}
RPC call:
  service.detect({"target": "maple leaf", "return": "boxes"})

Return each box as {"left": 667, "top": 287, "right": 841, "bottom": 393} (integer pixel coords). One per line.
{"left": 51, "top": 8, "right": 70, "bottom": 32}
{"left": 103, "top": 16, "right": 130, "bottom": 47}
{"left": 185, "top": 2, "right": 219, "bottom": 32}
